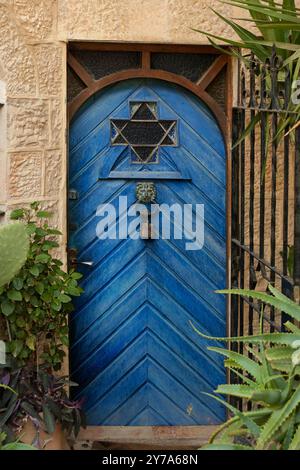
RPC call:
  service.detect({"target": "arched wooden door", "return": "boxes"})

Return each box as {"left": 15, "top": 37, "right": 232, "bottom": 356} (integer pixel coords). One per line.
{"left": 68, "top": 78, "right": 227, "bottom": 426}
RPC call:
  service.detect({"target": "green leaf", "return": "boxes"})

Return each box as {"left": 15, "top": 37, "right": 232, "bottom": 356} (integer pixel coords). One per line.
{"left": 16, "top": 317, "right": 26, "bottom": 328}
{"left": 11, "top": 339, "right": 23, "bottom": 357}
{"left": 29, "top": 266, "right": 39, "bottom": 277}
{"left": 202, "top": 443, "right": 253, "bottom": 450}
{"left": 12, "top": 277, "right": 24, "bottom": 291}
{"left": 21, "top": 402, "right": 41, "bottom": 422}
{"left": 289, "top": 424, "right": 300, "bottom": 450}
{"left": 71, "top": 272, "right": 83, "bottom": 280}
{"left": 51, "top": 302, "right": 62, "bottom": 312}
{"left": 2, "top": 442, "right": 36, "bottom": 450}
{"left": 37, "top": 211, "right": 52, "bottom": 219}
{"left": 25, "top": 335, "right": 36, "bottom": 351}
{"left": 30, "top": 201, "right": 39, "bottom": 210}
{"left": 47, "top": 229, "right": 62, "bottom": 235}
{"left": 60, "top": 335, "right": 69, "bottom": 346}
{"left": 58, "top": 293, "right": 72, "bottom": 304}
{"left": 217, "top": 288, "right": 300, "bottom": 322}
{"left": 43, "top": 404, "right": 56, "bottom": 434}
{"left": 10, "top": 209, "right": 24, "bottom": 220}
{"left": 35, "top": 254, "right": 50, "bottom": 263}
{"left": 30, "top": 295, "right": 39, "bottom": 307}
{"left": 216, "top": 384, "right": 255, "bottom": 399}
{"left": 208, "top": 346, "right": 262, "bottom": 380}
{"left": 26, "top": 223, "right": 36, "bottom": 235}
{"left": 194, "top": 323, "right": 300, "bottom": 347}
{"left": 223, "top": 1, "right": 300, "bottom": 24}
{"left": 257, "top": 387, "right": 300, "bottom": 449}
{"left": 233, "top": 113, "right": 262, "bottom": 149}
{"left": 35, "top": 282, "right": 44, "bottom": 295}
{"left": 202, "top": 392, "right": 261, "bottom": 438}
{"left": 266, "top": 346, "right": 293, "bottom": 361}
{"left": 7, "top": 289, "right": 22, "bottom": 302}
{"left": 1, "top": 299, "right": 15, "bottom": 316}
{"left": 41, "top": 291, "right": 51, "bottom": 302}
{"left": 251, "top": 390, "right": 282, "bottom": 406}
{"left": 41, "top": 241, "right": 59, "bottom": 251}
{"left": 35, "top": 228, "right": 48, "bottom": 237}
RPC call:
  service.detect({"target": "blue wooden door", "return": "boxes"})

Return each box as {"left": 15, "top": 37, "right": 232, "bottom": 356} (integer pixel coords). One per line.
{"left": 69, "top": 79, "right": 227, "bottom": 426}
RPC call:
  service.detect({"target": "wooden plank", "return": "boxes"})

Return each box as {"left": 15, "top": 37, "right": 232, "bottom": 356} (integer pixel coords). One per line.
{"left": 69, "top": 42, "right": 222, "bottom": 54}
{"left": 68, "top": 69, "right": 228, "bottom": 138}
{"left": 142, "top": 51, "right": 151, "bottom": 69}
{"left": 78, "top": 425, "right": 217, "bottom": 447}
{"left": 197, "top": 55, "right": 228, "bottom": 89}
{"left": 102, "top": 171, "right": 191, "bottom": 180}
{"left": 68, "top": 52, "right": 94, "bottom": 88}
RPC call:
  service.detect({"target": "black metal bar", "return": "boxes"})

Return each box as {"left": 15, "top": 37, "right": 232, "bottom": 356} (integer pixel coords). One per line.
{"left": 231, "top": 109, "right": 242, "bottom": 408}
{"left": 249, "top": 59, "right": 256, "bottom": 335}
{"left": 231, "top": 108, "right": 241, "bottom": 343}
{"left": 282, "top": 67, "right": 291, "bottom": 277}
{"left": 232, "top": 50, "right": 298, "bottom": 342}
{"left": 260, "top": 65, "right": 266, "bottom": 262}
{"left": 294, "top": 127, "right": 300, "bottom": 285}
{"left": 232, "top": 238, "right": 294, "bottom": 284}
{"left": 234, "top": 106, "right": 298, "bottom": 114}
{"left": 270, "top": 110, "right": 278, "bottom": 332}
{"left": 239, "top": 70, "right": 246, "bottom": 352}
{"left": 241, "top": 296, "right": 281, "bottom": 332}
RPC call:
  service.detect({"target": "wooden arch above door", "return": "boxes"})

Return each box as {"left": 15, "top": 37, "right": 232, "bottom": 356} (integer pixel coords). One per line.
{"left": 67, "top": 43, "right": 232, "bottom": 140}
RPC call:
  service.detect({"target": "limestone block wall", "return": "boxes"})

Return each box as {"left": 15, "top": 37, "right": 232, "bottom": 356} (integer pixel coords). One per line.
{"left": 0, "top": 0, "right": 242, "bottom": 262}
{"left": 0, "top": 0, "right": 298, "bottom": 264}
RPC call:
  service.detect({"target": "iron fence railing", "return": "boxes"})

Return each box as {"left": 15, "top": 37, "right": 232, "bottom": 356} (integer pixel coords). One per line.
{"left": 231, "top": 51, "right": 300, "bottom": 345}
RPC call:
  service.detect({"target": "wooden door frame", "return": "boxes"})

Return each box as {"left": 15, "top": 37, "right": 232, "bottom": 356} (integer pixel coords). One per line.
{"left": 67, "top": 41, "right": 233, "bottom": 447}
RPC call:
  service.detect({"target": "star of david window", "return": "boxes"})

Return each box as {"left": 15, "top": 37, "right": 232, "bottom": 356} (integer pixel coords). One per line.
{"left": 110, "top": 101, "right": 178, "bottom": 164}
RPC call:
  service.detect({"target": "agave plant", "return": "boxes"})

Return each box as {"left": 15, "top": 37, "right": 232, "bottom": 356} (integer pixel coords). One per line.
{"left": 193, "top": 284, "right": 300, "bottom": 450}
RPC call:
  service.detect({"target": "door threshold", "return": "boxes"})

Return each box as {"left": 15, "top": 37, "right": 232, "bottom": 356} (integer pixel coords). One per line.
{"left": 75, "top": 426, "right": 217, "bottom": 450}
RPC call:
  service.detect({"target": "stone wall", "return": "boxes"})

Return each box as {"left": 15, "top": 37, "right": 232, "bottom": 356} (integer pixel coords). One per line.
{"left": 0, "top": 0, "right": 298, "bottom": 264}
{"left": 0, "top": 0, "right": 243, "bottom": 261}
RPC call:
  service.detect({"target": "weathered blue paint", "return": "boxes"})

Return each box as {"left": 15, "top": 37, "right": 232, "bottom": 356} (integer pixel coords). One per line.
{"left": 69, "top": 79, "right": 227, "bottom": 426}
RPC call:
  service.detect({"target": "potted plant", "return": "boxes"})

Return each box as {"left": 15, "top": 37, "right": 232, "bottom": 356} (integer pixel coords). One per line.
{"left": 0, "top": 361, "right": 84, "bottom": 450}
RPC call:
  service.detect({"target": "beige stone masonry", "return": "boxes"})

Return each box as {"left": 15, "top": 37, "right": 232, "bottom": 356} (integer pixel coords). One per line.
{"left": 0, "top": 0, "right": 245, "bottom": 262}
{"left": 0, "top": 0, "right": 299, "bottom": 264}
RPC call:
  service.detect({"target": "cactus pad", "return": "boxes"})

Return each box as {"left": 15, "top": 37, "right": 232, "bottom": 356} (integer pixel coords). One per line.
{"left": 0, "top": 223, "right": 29, "bottom": 287}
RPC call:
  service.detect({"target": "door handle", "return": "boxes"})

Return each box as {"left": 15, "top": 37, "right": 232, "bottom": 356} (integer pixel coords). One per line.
{"left": 68, "top": 248, "right": 94, "bottom": 269}
{"left": 77, "top": 260, "right": 94, "bottom": 267}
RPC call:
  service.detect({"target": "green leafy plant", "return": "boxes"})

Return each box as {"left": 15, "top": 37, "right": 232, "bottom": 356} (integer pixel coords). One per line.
{"left": 0, "top": 202, "right": 83, "bottom": 370}
{"left": 0, "top": 361, "right": 84, "bottom": 449}
{"left": 194, "top": 0, "right": 300, "bottom": 140}
{"left": 194, "top": 0, "right": 300, "bottom": 65}
{"left": 0, "top": 385, "right": 35, "bottom": 451}
{"left": 0, "top": 432, "right": 35, "bottom": 451}
{"left": 193, "top": 284, "right": 300, "bottom": 450}
{"left": 0, "top": 222, "right": 29, "bottom": 288}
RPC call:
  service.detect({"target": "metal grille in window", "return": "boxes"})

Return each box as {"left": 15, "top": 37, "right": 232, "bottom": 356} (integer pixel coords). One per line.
{"left": 67, "top": 66, "right": 86, "bottom": 103}
{"left": 111, "top": 101, "right": 178, "bottom": 164}
{"left": 206, "top": 66, "right": 227, "bottom": 111}
{"left": 151, "top": 53, "right": 218, "bottom": 83}
{"left": 71, "top": 50, "right": 141, "bottom": 80}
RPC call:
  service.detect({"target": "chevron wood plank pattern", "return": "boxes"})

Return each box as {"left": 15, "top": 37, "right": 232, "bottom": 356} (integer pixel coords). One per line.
{"left": 69, "top": 79, "right": 227, "bottom": 426}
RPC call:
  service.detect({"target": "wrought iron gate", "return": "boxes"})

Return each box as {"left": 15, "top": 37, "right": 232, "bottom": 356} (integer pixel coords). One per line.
{"left": 231, "top": 50, "right": 300, "bottom": 344}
